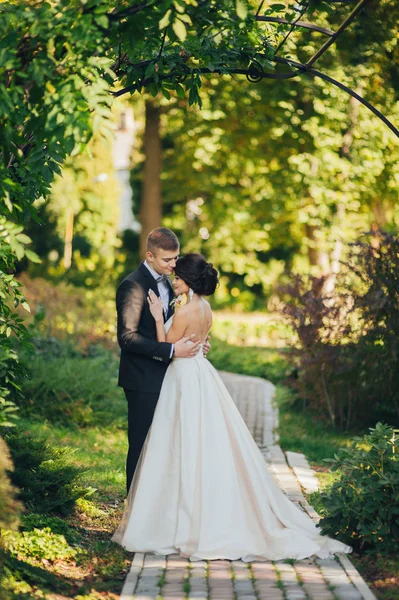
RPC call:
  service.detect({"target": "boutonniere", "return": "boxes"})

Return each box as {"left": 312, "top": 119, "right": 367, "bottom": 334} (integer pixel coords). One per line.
{"left": 170, "top": 294, "right": 186, "bottom": 310}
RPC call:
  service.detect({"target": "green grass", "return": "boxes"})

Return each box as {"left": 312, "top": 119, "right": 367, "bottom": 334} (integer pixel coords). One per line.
{"left": 210, "top": 338, "right": 292, "bottom": 384}
{"left": 20, "top": 419, "right": 127, "bottom": 501}
{"left": 275, "top": 385, "right": 353, "bottom": 467}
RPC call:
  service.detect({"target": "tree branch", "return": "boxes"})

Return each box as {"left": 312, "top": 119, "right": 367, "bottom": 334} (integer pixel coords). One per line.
{"left": 108, "top": 1, "right": 154, "bottom": 22}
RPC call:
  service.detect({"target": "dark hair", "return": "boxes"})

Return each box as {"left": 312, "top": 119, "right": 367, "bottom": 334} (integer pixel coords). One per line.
{"left": 174, "top": 253, "right": 219, "bottom": 296}
{"left": 147, "top": 227, "right": 179, "bottom": 253}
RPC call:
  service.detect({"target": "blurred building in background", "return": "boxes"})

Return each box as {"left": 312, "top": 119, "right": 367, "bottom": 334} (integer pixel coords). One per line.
{"left": 112, "top": 108, "right": 141, "bottom": 233}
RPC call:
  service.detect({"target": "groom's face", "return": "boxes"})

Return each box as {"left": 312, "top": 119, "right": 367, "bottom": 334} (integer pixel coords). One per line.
{"left": 147, "top": 247, "right": 180, "bottom": 276}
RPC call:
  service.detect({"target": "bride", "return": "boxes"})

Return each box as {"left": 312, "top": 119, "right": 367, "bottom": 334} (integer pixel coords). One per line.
{"left": 112, "top": 253, "right": 351, "bottom": 561}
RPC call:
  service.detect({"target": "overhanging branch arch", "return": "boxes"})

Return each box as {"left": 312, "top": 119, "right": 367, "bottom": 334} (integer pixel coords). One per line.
{"left": 112, "top": 0, "right": 399, "bottom": 139}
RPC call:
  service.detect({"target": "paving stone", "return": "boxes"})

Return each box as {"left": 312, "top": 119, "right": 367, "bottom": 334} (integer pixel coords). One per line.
{"left": 285, "top": 592, "right": 307, "bottom": 600}
{"left": 334, "top": 585, "right": 363, "bottom": 600}
{"left": 234, "top": 582, "right": 254, "bottom": 592}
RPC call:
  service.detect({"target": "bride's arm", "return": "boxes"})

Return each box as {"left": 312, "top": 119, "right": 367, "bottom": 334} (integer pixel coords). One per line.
{"left": 165, "top": 308, "right": 190, "bottom": 343}
{"left": 148, "top": 291, "right": 200, "bottom": 356}
{"left": 147, "top": 290, "right": 166, "bottom": 342}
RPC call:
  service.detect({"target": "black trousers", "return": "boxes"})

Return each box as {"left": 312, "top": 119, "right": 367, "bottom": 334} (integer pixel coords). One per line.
{"left": 124, "top": 389, "right": 160, "bottom": 494}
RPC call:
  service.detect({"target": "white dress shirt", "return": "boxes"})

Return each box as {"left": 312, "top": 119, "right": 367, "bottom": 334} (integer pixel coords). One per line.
{"left": 144, "top": 261, "right": 174, "bottom": 358}
{"left": 144, "top": 261, "right": 171, "bottom": 317}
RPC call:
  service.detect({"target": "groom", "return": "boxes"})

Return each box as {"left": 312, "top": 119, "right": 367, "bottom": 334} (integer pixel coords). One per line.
{"left": 117, "top": 227, "right": 202, "bottom": 493}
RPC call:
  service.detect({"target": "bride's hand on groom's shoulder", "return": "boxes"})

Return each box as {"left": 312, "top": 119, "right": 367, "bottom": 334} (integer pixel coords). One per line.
{"left": 147, "top": 289, "right": 163, "bottom": 321}
{"left": 174, "top": 335, "right": 201, "bottom": 358}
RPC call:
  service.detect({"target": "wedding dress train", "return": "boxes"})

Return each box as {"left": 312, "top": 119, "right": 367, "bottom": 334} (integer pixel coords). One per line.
{"left": 112, "top": 319, "right": 351, "bottom": 561}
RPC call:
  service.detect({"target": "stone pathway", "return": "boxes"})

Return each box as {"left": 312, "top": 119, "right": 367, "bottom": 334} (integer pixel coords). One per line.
{"left": 119, "top": 372, "right": 376, "bottom": 600}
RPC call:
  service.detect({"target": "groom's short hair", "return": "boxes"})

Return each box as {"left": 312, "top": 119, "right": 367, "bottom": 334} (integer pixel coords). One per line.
{"left": 147, "top": 227, "right": 179, "bottom": 254}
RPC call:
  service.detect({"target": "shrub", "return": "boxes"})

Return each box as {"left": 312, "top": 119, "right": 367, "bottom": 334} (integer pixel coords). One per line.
{"left": 281, "top": 231, "right": 399, "bottom": 428}
{"left": 0, "top": 342, "right": 23, "bottom": 428}
{"left": 21, "top": 513, "right": 80, "bottom": 545}
{"left": 18, "top": 350, "right": 125, "bottom": 428}
{"left": 0, "top": 438, "right": 21, "bottom": 531}
{"left": 0, "top": 437, "right": 22, "bottom": 600}
{"left": 16, "top": 273, "right": 117, "bottom": 350}
{"left": 2, "top": 527, "right": 77, "bottom": 562}
{"left": 5, "top": 429, "right": 94, "bottom": 515}
{"left": 317, "top": 422, "right": 399, "bottom": 553}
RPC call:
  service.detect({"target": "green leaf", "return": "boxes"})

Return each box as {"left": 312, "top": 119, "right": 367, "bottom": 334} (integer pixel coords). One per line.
{"left": 21, "top": 302, "right": 31, "bottom": 313}
{"left": 236, "top": 0, "right": 248, "bottom": 19}
{"left": 159, "top": 9, "right": 172, "bottom": 30}
{"left": 25, "top": 249, "right": 41, "bottom": 264}
{"left": 179, "top": 13, "right": 192, "bottom": 25}
{"left": 175, "top": 84, "right": 185, "bottom": 99}
{"left": 15, "top": 233, "right": 32, "bottom": 244}
{"left": 4, "top": 193, "right": 12, "bottom": 213}
{"left": 95, "top": 14, "right": 108, "bottom": 29}
{"left": 172, "top": 19, "right": 187, "bottom": 41}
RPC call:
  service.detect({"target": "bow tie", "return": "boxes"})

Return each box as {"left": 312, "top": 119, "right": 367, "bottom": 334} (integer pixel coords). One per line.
{"left": 156, "top": 275, "right": 168, "bottom": 283}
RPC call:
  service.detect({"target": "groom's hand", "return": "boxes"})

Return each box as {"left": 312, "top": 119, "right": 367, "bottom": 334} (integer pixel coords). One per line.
{"left": 174, "top": 334, "right": 201, "bottom": 358}
{"left": 203, "top": 335, "right": 211, "bottom": 356}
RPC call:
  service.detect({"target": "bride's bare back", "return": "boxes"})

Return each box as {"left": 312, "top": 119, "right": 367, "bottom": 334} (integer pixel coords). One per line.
{"left": 166, "top": 298, "right": 212, "bottom": 345}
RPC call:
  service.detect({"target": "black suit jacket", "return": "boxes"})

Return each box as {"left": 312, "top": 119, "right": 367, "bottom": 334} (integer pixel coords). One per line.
{"left": 116, "top": 263, "right": 175, "bottom": 393}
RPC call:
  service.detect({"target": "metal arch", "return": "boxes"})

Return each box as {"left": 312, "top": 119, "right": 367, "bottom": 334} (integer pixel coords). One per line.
{"left": 112, "top": 66, "right": 301, "bottom": 98}
{"left": 305, "top": 0, "right": 370, "bottom": 67}
{"left": 303, "top": 68, "right": 399, "bottom": 138}
{"left": 272, "top": 56, "right": 399, "bottom": 138}
{"left": 253, "top": 0, "right": 399, "bottom": 138}
{"left": 256, "top": 17, "right": 334, "bottom": 37}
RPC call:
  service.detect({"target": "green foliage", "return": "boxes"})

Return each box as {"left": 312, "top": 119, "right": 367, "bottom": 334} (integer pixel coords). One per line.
{"left": 0, "top": 221, "right": 33, "bottom": 418}
{"left": 210, "top": 338, "right": 291, "bottom": 384}
{"left": 3, "top": 527, "right": 77, "bottom": 562}
{"left": 212, "top": 312, "right": 291, "bottom": 347}
{"left": 0, "top": 437, "right": 21, "bottom": 600}
{"left": 16, "top": 273, "right": 117, "bottom": 349}
{"left": 0, "top": 342, "right": 24, "bottom": 429}
{"left": 21, "top": 513, "right": 80, "bottom": 545}
{"left": 115, "top": 0, "right": 270, "bottom": 105}
{"left": 26, "top": 130, "right": 122, "bottom": 286}
{"left": 0, "top": 438, "right": 20, "bottom": 532}
{"left": 148, "top": 1, "right": 399, "bottom": 303}
{"left": 282, "top": 232, "right": 399, "bottom": 428}
{"left": 4, "top": 429, "right": 93, "bottom": 515}
{"left": 0, "top": 0, "right": 114, "bottom": 413}
{"left": 19, "top": 353, "right": 122, "bottom": 428}
{"left": 317, "top": 423, "right": 399, "bottom": 554}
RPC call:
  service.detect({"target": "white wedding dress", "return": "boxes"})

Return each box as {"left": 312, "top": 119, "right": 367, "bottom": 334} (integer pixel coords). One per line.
{"left": 112, "top": 317, "right": 351, "bottom": 561}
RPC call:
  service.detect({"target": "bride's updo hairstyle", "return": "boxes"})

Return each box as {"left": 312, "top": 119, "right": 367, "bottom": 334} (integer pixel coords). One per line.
{"left": 174, "top": 253, "right": 219, "bottom": 296}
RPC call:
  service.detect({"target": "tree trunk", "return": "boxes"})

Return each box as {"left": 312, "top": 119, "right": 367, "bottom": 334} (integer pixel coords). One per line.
{"left": 64, "top": 207, "right": 74, "bottom": 269}
{"left": 139, "top": 100, "right": 162, "bottom": 259}
{"left": 305, "top": 223, "right": 330, "bottom": 273}
{"left": 371, "top": 198, "right": 388, "bottom": 229}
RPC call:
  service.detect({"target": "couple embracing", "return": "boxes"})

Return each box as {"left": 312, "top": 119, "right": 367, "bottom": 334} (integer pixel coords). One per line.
{"left": 112, "top": 227, "right": 351, "bottom": 561}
